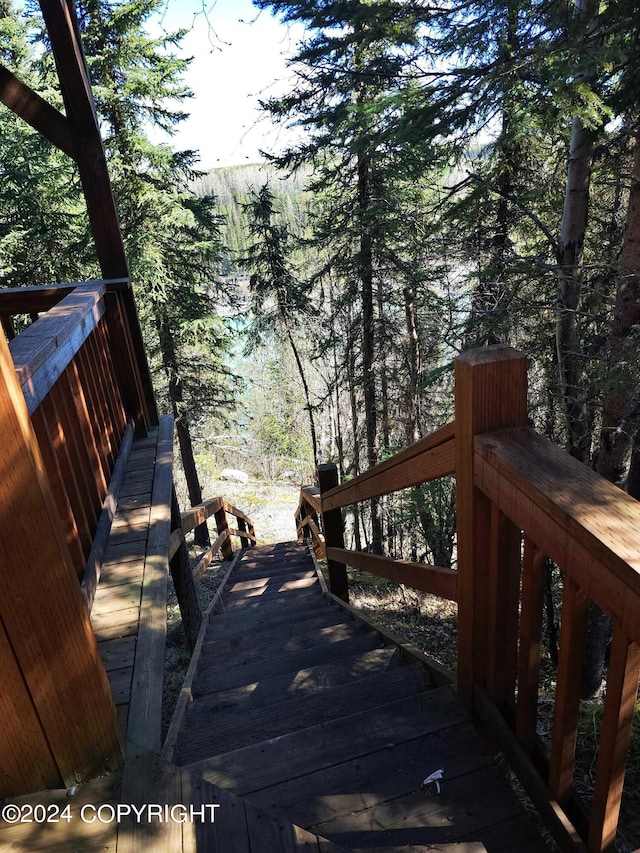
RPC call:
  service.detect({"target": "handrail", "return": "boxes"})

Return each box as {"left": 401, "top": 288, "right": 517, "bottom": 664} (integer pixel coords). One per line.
{"left": 296, "top": 345, "right": 640, "bottom": 853}
{"left": 171, "top": 495, "right": 256, "bottom": 577}
{"left": 321, "top": 420, "right": 455, "bottom": 510}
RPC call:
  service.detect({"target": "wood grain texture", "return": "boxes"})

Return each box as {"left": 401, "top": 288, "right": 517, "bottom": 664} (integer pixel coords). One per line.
{"left": 454, "top": 345, "right": 528, "bottom": 709}
{"left": 0, "top": 329, "right": 122, "bottom": 793}
{"left": 322, "top": 421, "right": 455, "bottom": 511}
{"left": 326, "top": 546, "right": 457, "bottom": 601}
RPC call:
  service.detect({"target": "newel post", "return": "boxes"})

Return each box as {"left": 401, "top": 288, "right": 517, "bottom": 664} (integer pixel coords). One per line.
{"left": 454, "top": 345, "right": 528, "bottom": 711}
{"left": 317, "top": 463, "right": 349, "bottom": 602}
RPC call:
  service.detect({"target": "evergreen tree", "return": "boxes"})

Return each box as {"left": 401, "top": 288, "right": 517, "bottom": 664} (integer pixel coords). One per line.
{"left": 75, "top": 0, "right": 236, "bottom": 540}
{"left": 0, "top": 1, "right": 96, "bottom": 286}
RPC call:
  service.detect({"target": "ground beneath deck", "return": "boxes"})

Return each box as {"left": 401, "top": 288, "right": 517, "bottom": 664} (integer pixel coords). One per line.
{"left": 167, "top": 541, "right": 550, "bottom": 853}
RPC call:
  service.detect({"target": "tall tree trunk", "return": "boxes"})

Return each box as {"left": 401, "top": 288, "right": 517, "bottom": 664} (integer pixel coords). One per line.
{"left": 556, "top": 0, "right": 600, "bottom": 464}
{"left": 596, "top": 128, "right": 640, "bottom": 486}
{"left": 580, "top": 128, "right": 640, "bottom": 699}
{"left": 357, "top": 149, "right": 383, "bottom": 554}
{"left": 347, "top": 323, "right": 363, "bottom": 553}
{"left": 556, "top": 115, "right": 596, "bottom": 464}
{"left": 404, "top": 285, "right": 421, "bottom": 444}
{"left": 156, "top": 310, "right": 209, "bottom": 547}
{"left": 285, "top": 325, "right": 319, "bottom": 468}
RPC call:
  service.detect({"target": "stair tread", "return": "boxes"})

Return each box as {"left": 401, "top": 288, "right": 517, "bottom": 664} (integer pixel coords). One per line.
{"left": 189, "top": 645, "right": 403, "bottom": 711}
{"left": 175, "top": 663, "right": 430, "bottom": 764}
{"left": 185, "top": 686, "right": 464, "bottom": 796}
{"left": 196, "top": 633, "right": 384, "bottom": 690}
{"left": 201, "top": 614, "right": 367, "bottom": 666}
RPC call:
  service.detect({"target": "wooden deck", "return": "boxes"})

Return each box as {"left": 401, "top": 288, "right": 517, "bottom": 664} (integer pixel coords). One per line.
{"left": 0, "top": 432, "right": 349, "bottom": 852}
{"left": 165, "top": 542, "right": 551, "bottom": 853}
{"left": 90, "top": 418, "right": 173, "bottom": 752}
{"left": 0, "top": 426, "right": 552, "bottom": 851}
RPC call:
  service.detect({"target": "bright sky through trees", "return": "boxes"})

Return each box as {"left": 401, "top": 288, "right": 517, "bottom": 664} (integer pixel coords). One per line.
{"left": 150, "top": 0, "right": 303, "bottom": 168}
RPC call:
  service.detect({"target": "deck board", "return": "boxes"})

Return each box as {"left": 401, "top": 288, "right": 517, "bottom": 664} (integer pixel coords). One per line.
{"left": 171, "top": 542, "right": 550, "bottom": 852}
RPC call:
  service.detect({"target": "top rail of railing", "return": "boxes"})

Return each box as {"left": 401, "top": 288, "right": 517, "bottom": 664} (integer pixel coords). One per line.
{"left": 296, "top": 345, "right": 640, "bottom": 853}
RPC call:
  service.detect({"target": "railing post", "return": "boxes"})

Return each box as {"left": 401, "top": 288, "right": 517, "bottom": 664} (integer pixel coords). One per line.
{"left": 214, "top": 500, "right": 234, "bottom": 560}
{"left": 237, "top": 515, "right": 251, "bottom": 549}
{"left": 318, "top": 463, "right": 349, "bottom": 602}
{"left": 169, "top": 489, "right": 202, "bottom": 652}
{"left": 454, "top": 345, "right": 528, "bottom": 712}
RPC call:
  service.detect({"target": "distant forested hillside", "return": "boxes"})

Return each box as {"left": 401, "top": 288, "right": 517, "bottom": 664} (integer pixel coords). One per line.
{"left": 194, "top": 164, "right": 312, "bottom": 271}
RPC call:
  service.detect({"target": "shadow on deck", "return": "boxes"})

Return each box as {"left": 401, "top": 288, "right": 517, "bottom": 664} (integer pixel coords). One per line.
{"left": 163, "top": 541, "right": 550, "bottom": 853}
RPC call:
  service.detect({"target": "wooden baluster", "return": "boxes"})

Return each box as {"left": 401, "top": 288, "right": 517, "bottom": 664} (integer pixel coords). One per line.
{"left": 549, "top": 577, "right": 589, "bottom": 804}
{"left": 454, "top": 345, "right": 528, "bottom": 710}
{"left": 588, "top": 627, "right": 640, "bottom": 852}
{"left": 516, "top": 537, "right": 547, "bottom": 753}
{"left": 486, "top": 502, "right": 522, "bottom": 707}
{"left": 214, "top": 500, "right": 234, "bottom": 560}
{"left": 68, "top": 358, "right": 108, "bottom": 503}
{"left": 94, "top": 317, "right": 127, "bottom": 440}
{"left": 76, "top": 342, "right": 111, "bottom": 484}
{"left": 51, "top": 375, "right": 100, "bottom": 533}
{"left": 318, "top": 463, "right": 348, "bottom": 602}
{"left": 238, "top": 514, "right": 251, "bottom": 549}
{"left": 84, "top": 332, "right": 118, "bottom": 470}
{"left": 41, "top": 393, "right": 93, "bottom": 560}
{"left": 104, "top": 289, "right": 154, "bottom": 435}
{"left": 31, "top": 405, "right": 86, "bottom": 576}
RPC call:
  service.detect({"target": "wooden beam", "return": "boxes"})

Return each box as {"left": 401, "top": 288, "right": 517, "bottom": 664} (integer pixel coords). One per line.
{"left": 318, "top": 463, "right": 348, "bottom": 602}
{"left": 0, "top": 63, "right": 74, "bottom": 156}
{"left": 322, "top": 423, "right": 455, "bottom": 511}
{"left": 126, "top": 418, "right": 173, "bottom": 753}
{"left": 454, "top": 345, "right": 528, "bottom": 711}
{"left": 9, "top": 284, "right": 106, "bottom": 415}
{"left": 38, "top": 0, "right": 129, "bottom": 279}
{"left": 326, "top": 546, "right": 457, "bottom": 602}
{"left": 181, "top": 497, "right": 223, "bottom": 533}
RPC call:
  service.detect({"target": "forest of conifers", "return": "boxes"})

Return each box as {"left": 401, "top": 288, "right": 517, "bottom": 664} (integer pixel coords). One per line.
{"left": 1, "top": 1, "right": 639, "bottom": 642}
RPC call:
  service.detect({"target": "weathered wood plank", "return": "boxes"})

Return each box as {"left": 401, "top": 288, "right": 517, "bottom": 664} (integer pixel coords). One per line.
{"left": 308, "top": 763, "right": 530, "bottom": 848}
{"left": 176, "top": 665, "right": 430, "bottom": 763}
{"left": 187, "top": 688, "right": 463, "bottom": 796}
{"left": 0, "top": 769, "right": 122, "bottom": 853}
{"left": 117, "top": 754, "right": 182, "bottom": 853}
{"left": 322, "top": 421, "right": 455, "bottom": 511}
{"left": 454, "top": 345, "right": 528, "bottom": 710}
{"left": 125, "top": 417, "right": 172, "bottom": 753}
{"left": 10, "top": 285, "right": 106, "bottom": 414}
{"left": 327, "top": 547, "right": 457, "bottom": 602}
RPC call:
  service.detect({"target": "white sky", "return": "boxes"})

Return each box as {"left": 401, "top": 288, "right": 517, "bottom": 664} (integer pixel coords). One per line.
{"left": 150, "top": 0, "right": 304, "bottom": 169}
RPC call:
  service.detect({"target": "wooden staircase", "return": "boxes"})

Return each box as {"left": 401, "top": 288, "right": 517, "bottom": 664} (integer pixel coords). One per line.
{"left": 165, "top": 542, "right": 550, "bottom": 852}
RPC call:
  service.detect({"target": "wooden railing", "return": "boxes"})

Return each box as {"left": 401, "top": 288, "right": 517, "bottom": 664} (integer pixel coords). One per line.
{"left": 1, "top": 280, "right": 156, "bottom": 586}
{"left": 0, "top": 277, "right": 157, "bottom": 797}
{"left": 169, "top": 495, "right": 256, "bottom": 574}
{"left": 297, "top": 345, "right": 640, "bottom": 853}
